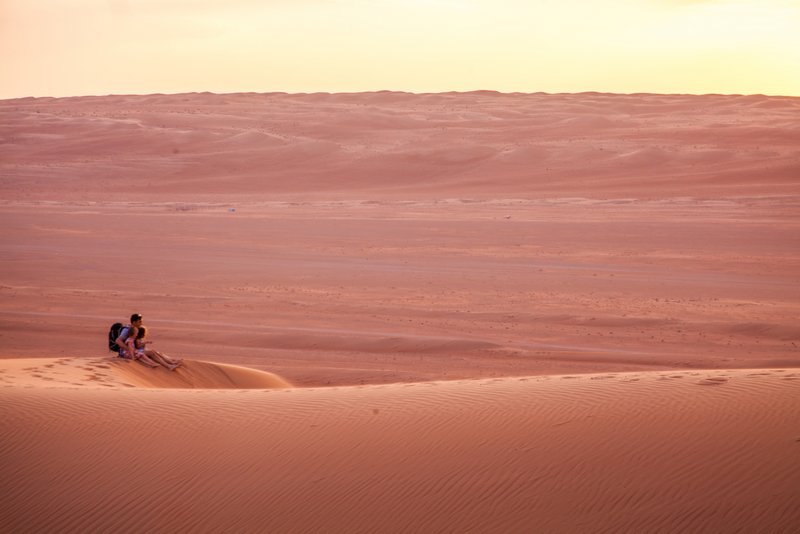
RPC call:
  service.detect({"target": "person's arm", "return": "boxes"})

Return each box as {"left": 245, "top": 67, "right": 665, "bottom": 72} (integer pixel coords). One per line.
{"left": 114, "top": 328, "right": 130, "bottom": 354}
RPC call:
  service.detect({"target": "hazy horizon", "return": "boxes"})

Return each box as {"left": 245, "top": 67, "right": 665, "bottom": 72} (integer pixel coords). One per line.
{"left": 3, "top": 87, "right": 800, "bottom": 102}
{"left": 2, "top": 0, "right": 798, "bottom": 100}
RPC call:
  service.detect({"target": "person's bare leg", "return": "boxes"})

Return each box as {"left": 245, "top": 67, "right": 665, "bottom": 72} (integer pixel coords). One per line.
{"left": 166, "top": 354, "right": 183, "bottom": 367}
{"left": 146, "top": 350, "right": 179, "bottom": 371}
{"left": 155, "top": 350, "right": 182, "bottom": 368}
{"left": 135, "top": 354, "right": 159, "bottom": 368}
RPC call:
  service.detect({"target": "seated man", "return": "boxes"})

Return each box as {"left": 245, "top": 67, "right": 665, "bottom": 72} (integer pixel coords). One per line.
{"left": 115, "top": 313, "right": 160, "bottom": 368}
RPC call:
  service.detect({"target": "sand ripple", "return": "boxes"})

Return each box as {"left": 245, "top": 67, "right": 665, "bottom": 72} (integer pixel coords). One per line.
{"left": 1, "top": 367, "right": 798, "bottom": 532}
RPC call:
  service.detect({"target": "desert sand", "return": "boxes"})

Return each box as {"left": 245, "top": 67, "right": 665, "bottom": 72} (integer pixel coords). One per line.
{"left": 1, "top": 91, "right": 799, "bottom": 531}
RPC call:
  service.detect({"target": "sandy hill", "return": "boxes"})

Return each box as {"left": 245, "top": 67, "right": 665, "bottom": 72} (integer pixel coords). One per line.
{"left": 0, "top": 357, "right": 291, "bottom": 389}
{"left": 2, "top": 91, "right": 799, "bottom": 532}
{"left": 2, "top": 91, "right": 799, "bottom": 201}
{"left": 1, "top": 361, "right": 798, "bottom": 533}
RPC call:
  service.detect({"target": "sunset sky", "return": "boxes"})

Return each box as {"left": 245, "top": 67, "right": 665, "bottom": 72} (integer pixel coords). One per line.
{"left": 1, "top": 0, "right": 798, "bottom": 99}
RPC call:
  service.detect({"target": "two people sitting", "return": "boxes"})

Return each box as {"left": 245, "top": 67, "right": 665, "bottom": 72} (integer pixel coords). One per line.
{"left": 115, "top": 313, "right": 183, "bottom": 371}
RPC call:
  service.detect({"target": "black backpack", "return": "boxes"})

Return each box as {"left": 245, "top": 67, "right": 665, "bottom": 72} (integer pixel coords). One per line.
{"left": 108, "top": 323, "right": 125, "bottom": 352}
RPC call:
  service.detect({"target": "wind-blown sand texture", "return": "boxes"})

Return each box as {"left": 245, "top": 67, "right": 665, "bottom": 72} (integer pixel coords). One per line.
{"left": 2, "top": 363, "right": 799, "bottom": 532}
{"left": 1, "top": 91, "right": 799, "bottom": 531}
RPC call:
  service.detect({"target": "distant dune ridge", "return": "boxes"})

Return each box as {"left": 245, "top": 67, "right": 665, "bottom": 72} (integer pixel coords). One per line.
{"left": 1, "top": 91, "right": 799, "bottom": 201}
{"left": 1, "top": 91, "right": 799, "bottom": 532}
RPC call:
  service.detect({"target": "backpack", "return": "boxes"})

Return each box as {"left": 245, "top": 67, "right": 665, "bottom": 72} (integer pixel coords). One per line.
{"left": 108, "top": 322, "right": 125, "bottom": 352}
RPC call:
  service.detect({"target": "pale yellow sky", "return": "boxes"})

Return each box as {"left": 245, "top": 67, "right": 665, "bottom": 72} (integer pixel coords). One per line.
{"left": 1, "top": 0, "right": 798, "bottom": 98}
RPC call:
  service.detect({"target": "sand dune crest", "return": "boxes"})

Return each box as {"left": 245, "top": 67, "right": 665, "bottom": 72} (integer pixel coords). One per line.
{"left": 113, "top": 358, "right": 293, "bottom": 389}
{"left": 0, "top": 357, "right": 292, "bottom": 390}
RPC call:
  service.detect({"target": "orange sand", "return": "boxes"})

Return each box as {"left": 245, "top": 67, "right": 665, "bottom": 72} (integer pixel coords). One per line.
{"left": 1, "top": 91, "right": 799, "bottom": 531}
{"left": 1, "top": 362, "right": 798, "bottom": 532}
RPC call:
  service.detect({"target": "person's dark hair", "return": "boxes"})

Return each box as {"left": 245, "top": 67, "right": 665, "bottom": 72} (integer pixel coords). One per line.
{"left": 131, "top": 313, "right": 143, "bottom": 323}
{"left": 136, "top": 326, "right": 147, "bottom": 340}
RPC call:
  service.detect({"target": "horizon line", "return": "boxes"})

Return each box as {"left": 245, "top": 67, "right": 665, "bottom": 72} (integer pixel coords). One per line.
{"left": 3, "top": 89, "right": 800, "bottom": 102}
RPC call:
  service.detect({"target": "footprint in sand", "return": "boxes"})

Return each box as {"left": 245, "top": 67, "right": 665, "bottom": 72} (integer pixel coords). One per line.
{"left": 85, "top": 374, "right": 108, "bottom": 382}
{"left": 697, "top": 377, "right": 728, "bottom": 386}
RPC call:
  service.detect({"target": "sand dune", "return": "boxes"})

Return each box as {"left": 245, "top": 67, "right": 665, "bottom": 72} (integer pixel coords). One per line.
{"left": 1, "top": 363, "right": 798, "bottom": 533}
{"left": 0, "top": 357, "right": 292, "bottom": 390}
{"left": 2, "top": 91, "right": 799, "bottom": 200}
{"left": 2, "top": 91, "right": 799, "bottom": 531}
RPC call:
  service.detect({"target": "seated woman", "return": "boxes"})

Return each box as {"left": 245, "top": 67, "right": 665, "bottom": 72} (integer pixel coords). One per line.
{"left": 134, "top": 326, "right": 183, "bottom": 372}
{"left": 120, "top": 326, "right": 161, "bottom": 368}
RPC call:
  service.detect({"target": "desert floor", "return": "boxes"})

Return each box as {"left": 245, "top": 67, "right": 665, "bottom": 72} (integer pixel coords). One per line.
{"left": 1, "top": 91, "right": 799, "bottom": 532}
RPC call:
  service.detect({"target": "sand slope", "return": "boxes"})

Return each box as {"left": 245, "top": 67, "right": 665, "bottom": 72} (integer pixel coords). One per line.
{"left": 0, "top": 357, "right": 292, "bottom": 389}
{"left": 1, "top": 92, "right": 799, "bottom": 532}
{"left": 1, "top": 91, "right": 798, "bottom": 385}
{"left": 1, "top": 363, "right": 799, "bottom": 533}
{"left": 2, "top": 91, "right": 799, "bottom": 201}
